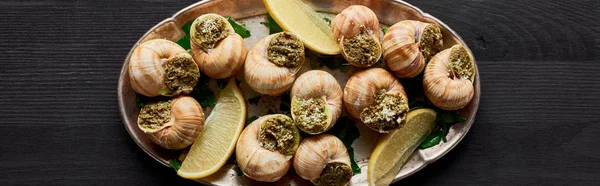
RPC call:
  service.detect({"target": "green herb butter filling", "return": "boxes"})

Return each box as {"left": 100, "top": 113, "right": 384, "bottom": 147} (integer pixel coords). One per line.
{"left": 342, "top": 27, "right": 380, "bottom": 67}
{"left": 267, "top": 32, "right": 305, "bottom": 68}
{"left": 292, "top": 97, "right": 327, "bottom": 133}
{"left": 138, "top": 100, "right": 173, "bottom": 132}
{"left": 418, "top": 24, "right": 444, "bottom": 63}
{"left": 193, "top": 16, "right": 230, "bottom": 49}
{"left": 360, "top": 90, "right": 409, "bottom": 131}
{"left": 449, "top": 45, "right": 474, "bottom": 80}
{"left": 312, "top": 162, "right": 353, "bottom": 186}
{"left": 163, "top": 53, "right": 200, "bottom": 96}
{"left": 259, "top": 116, "right": 299, "bottom": 156}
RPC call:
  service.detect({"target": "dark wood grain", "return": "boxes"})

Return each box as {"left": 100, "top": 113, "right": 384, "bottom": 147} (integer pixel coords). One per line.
{"left": 0, "top": 0, "right": 599, "bottom": 185}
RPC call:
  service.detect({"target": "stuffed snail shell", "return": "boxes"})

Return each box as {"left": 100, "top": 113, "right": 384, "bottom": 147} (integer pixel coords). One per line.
{"left": 129, "top": 39, "right": 200, "bottom": 97}
{"left": 244, "top": 32, "right": 305, "bottom": 95}
{"left": 290, "top": 70, "right": 343, "bottom": 134}
{"left": 190, "top": 13, "right": 247, "bottom": 79}
{"left": 236, "top": 114, "right": 301, "bottom": 182}
{"left": 331, "top": 5, "right": 382, "bottom": 67}
{"left": 293, "top": 134, "right": 352, "bottom": 186}
{"left": 423, "top": 44, "right": 475, "bottom": 110}
{"left": 137, "top": 96, "right": 204, "bottom": 150}
{"left": 382, "top": 20, "right": 443, "bottom": 78}
{"left": 343, "top": 68, "right": 409, "bottom": 133}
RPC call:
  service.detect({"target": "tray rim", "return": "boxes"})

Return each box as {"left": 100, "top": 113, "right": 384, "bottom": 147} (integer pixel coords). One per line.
{"left": 117, "top": 0, "right": 481, "bottom": 184}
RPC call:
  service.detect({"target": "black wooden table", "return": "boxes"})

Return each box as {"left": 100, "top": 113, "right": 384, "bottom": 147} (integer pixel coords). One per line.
{"left": 1, "top": 0, "right": 599, "bottom": 185}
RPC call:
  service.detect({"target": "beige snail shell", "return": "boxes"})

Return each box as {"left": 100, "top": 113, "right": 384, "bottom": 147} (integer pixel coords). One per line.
{"left": 236, "top": 114, "right": 301, "bottom": 182}
{"left": 244, "top": 32, "right": 305, "bottom": 96}
{"left": 290, "top": 70, "right": 343, "bottom": 134}
{"left": 343, "top": 68, "right": 409, "bottom": 133}
{"left": 382, "top": 20, "right": 444, "bottom": 78}
{"left": 137, "top": 96, "right": 205, "bottom": 150}
{"left": 129, "top": 39, "right": 200, "bottom": 97}
{"left": 293, "top": 134, "right": 352, "bottom": 186}
{"left": 331, "top": 5, "right": 382, "bottom": 67}
{"left": 190, "top": 13, "right": 247, "bottom": 79}
{"left": 423, "top": 44, "right": 475, "bottom": 110}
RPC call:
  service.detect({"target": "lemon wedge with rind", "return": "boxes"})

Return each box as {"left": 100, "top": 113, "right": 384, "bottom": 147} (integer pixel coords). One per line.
{"left": 177, "top": 78, "right": 246, "bottom": 179}
{"left": 264, "top": 0, "right": 341, "bottom": 55}
{"left": 367, "top": 108, "right": 436, "bottom": 186}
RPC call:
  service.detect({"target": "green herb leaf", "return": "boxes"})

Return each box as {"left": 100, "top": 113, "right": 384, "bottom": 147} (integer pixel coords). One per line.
{"left": 381, "top": 27, "right": 389, "bottom": 35}
{"left": 168, "top": 159, "right": 182, "bottom": 171}
{"left": 176, "top": 20, "right": 195, "bottom": 51}
{"left": 419, "top": 131, "right": 443, "bottom": 149}
{"left": 260, "top": 14, "right": 283, "bottom": 34}
{"left": 327, "top": 117, "right": 361, "bottom": 174}
{"left": 418, "top": 110, "right": 467, "bottom": 149}
{"left": 323, "top": 17, "right": 331, "bottom": 26}
{"left": 227, "top": 17, "right": 251, "bottom": 38}
{"left": 248, "top": 96, "right": 260, "bottom": 105}
{"left": 190, "top": 76, "right": 216, "bottom": 108}
{"left": 245, "top": 116, "right": 258, "bottom": 126}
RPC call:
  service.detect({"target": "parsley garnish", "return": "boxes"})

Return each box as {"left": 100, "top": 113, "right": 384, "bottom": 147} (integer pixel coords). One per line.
{"left": 323, "top": 17, "right": 332, "bottom": 26}
{"left": 176, "top": 20, "right": 194, "bottom": 51}
{"left": 260, "top": 14, "right": 283, "bottom": 34}
{"left": 227, "top": 17, "right": 251, "bottom": 38}
{"left": 168, "top": 159, "right": 182, "bottom": 171}
{"left": 189, "top": 75, "right": 216, "bottom": 108}
{"left": 419, "top": 110, "right": 466, "bottom": 149}
{"left": 381, "top": 27, "right": 389, "bottom": 35}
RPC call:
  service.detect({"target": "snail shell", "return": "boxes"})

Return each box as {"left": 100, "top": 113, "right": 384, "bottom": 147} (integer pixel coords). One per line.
{"left": 236, "top": 114, "right": 301, "bottom": 182}
{"left": 244, "top": 32, "right": 305, "bottom": 96}
{"left": 137, "top": 96, "right": 204, "bottom": 150}
{"left": 190, "top": 13, "right": 247, "bottom": 79}
{"left": 293, "top": 134, "right": 352, "bottom": 186}
{"left": 290, "top": 70, "right": 343, "bottom": 134}
{"left": 129, "top": 39, "right": 200, "bottom": 97}
{"left": 343, "top": 68, "right": 409, "bottom": 133}
{"left": 382, "top": 20, "right": 444, "bottom": 78}
{"left": 331, "top": 5, "right": 382, "bottom": 67}
{"left": 423, "top": 44, "right": 475, "bottom": 110}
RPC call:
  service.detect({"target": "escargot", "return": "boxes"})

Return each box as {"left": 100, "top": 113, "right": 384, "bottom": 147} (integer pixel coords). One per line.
{"left": 382, "top": 20, "right": 444, "bottom": 78}
{"left": 244, "top": 32, "right": 305, "bottom": 96}
{"left": 236, "top": 114, "right": 301, "bottom": 182}
{"left": 293, "top": 134, "right": 352, "bottom": 186}
{"left": 343, "top": 68, "right": 409, "bottom": 133}
{"left": 423, "top": 44, "right": 475, "bottom": 110}
{"left": 290, "top": 70, "right": 343, "bottom": 134}
{"left": 331, "top": 5, "right": 382, "bottom": 67}
{"left": 129, "top": 39, "right": 200, "bottom": 97}
{"left": 137, "top": 96, "right": 204, "bottom": 150}
{"left": 190, "top": 13, "right": 247, "bottom": 79}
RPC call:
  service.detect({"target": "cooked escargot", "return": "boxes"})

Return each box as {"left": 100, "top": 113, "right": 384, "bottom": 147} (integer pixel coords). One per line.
{"left": 244, "top": 32, "right": 305, "bottom": 96}
{"left": 236, "top": 114, "right": 301, "bottom": 182}
{"left": 423, "top": 44, "right": 475, "bottom": 110}
{"left": 331, "top": 5, "right": 382, "bottom": 67}
{"left": 293, "top": 134, "right": 352, "bottom": 186}
{"left": 343, "top": 68, "right": 409, "bottom": 133}
{"left": 190, "top": 13, "right": 247, "bottom": 79}
{"left": 137, "top": 96, "right": 204, "bottom": 150}
{"left": 382, "top": 20, "right": 443, "bottom": 78}
{"left": 129, "top": 39, "right": 200, "bottom": 97}
{"left": 290, "top": 70, "right": 343, "bottom": 134}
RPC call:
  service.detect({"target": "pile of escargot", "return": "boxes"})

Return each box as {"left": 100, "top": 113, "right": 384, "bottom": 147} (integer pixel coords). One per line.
{"left": 127, "top": 4, "right": 475, "bottom": 185}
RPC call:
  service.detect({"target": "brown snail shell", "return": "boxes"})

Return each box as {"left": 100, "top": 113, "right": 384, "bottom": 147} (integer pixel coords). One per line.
{"left": 293, "top": 134, "right": 352, "bottom": 186}
{"left": 290, "top": 70, "right": 343, "bottom": 134}
{"left": 382, "top": 20, "right": 443, "bottom": 78}
{"left": 423, "top": 44, "right": 475, "bottom": 110}
{"left": 331, "top": 5, "right": 382, "bottom": 67}
{"left": 236, "top": 114, "right": 301, "bottom": 182}
{"left": 343, "top": 68, "right": 409, "bottom": 133}
{"left": 137, "top": 96, "right": 205, "bottom": 150}
{"left": 129, "top": 39, "right": 200, "bottom": 97}
{"left": 244, "top": 32, "right": 305, "bottom": 96}
{"left": 190, "top": 13, "right": 247, "bottom": 79}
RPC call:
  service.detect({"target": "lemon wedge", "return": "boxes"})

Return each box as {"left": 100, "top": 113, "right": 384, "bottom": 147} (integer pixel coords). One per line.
{"left": 367, "top": 108, "right": 437, "bottom": 186}
{"left": 177, "top": 78, "right": 246, "bottom": 179}
{"left": 264, "top": 0, "right": 341, "bottom": 55}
